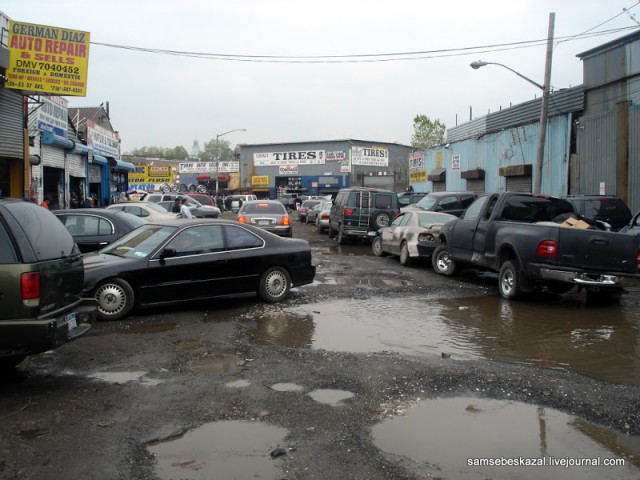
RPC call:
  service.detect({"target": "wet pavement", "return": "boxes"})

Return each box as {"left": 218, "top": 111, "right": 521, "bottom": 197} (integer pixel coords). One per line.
{"left": 1, "top": 218, "right": 639, "bottom": 480}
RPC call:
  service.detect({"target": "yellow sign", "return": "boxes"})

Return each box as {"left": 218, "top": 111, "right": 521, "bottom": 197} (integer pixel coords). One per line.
{"left": 129, "top": 165, "right": 174, "bottom": 184}
{"left": 252, "top": 176, "right": 269, "bottom": 187}
{"left": 6, "top": 21, "right": 90, "bottom": 96}
{"left": 410, "top": 170, "right": 427, "bottom": 183}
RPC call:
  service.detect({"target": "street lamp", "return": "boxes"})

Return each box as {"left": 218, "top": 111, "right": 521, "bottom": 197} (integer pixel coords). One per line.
{"left": 215, "top": 128, "right": 246, "bottom": 196}
{"left": 469, "top": 13, "right": 554, "bottom": 194}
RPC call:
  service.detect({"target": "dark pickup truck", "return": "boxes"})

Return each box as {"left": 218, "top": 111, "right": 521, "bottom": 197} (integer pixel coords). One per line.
{"left": 431, "top": 192, "right": 640, "bottom": 300}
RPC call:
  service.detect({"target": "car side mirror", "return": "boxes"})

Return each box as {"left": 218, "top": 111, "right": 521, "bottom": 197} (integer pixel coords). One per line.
{"left": 160, "top": 247, "right": 177, "bottom": 259}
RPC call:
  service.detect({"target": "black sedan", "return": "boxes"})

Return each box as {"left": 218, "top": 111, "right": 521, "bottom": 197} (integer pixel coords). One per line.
{"left": 82, "top": 219, "right": 316, "bottom": 320}
{"left": 53, "top": 208, "right": 147, "bottom": 253}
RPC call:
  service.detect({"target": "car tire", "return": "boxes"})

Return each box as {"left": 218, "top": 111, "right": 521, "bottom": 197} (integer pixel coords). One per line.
{"left": 371, "top": 211, "right": 391, "bottom": 228}
{"left": 431, "top": 244, "right": 458, "bottom": 276}
{"left": 94, "top": 278, "right": 135, "bottom": 321}
{"left": 328, "top": 225, "right": 337, "bottom": 239}
{"left": 259, "top": 267, "right": 291, "bottom": 303}
{"left": 498, "top": 260, "right": 522, "bottom": 300}
{"left": 372, "top": 236, "right": 386, "bottom": 257}
{"left": 399, "top": 241, "right": 412, "bottom": 266}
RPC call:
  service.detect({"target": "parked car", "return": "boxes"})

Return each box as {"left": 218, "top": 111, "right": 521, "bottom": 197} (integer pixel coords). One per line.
{"left": 277, "top": 193, "right": 300, "bottom": 210}
{"left": 298, "top": 199, "right": 323, "bottom": 223}
{"left": 53, "top": 208, "right": 147, "bottom": 253}
{"left": 314, "top": 201, "right": 332, "bottom": 233}
{"left": 186, "top": 193, "right": 216, "bottom": 207}
{"left": 408, "top": 191, "right": 478, "bottom": 216}
{"left": 372, "top": 210, "right": 457, "bottom": 265}
{"left": 156, "top": 200, "right": 220, "bottom": 218}
{"left": 230, "top": 194, "right": 257, "bottom": 213}
{"left": 328, "top": 187, "right": 400, "bottom": 244}
{"left": 397, "top": 191, "right": 428, "bottom": 209}
{"left": 620, "top": 210, "right": 640, "bottom": 236}
{"left": 0, "top": 198, "right": 97, "bottom": 366}
{"left": 82, "top": 219, "right": 316, "bottom": 320}
{"left": 562, "top": 195, "right": 632, "bottom": 232}
{"left": 307, "top": 200, "right": 328, "bottom": 225}
{"left": 237, "top": 200, "right": 292, "bottom": 237}
{"left": 142, "top": 193, "right": 222, "bottom": 217}
{"left": 107, "top": 201, "right": 177, "bottom": 221}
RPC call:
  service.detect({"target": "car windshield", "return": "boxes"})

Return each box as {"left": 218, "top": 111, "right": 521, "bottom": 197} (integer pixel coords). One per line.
{"left": 101, "top": 225, "right": 177, "bottom": 258}
{"left": 142, "top": 202, "right": 171, "bottom": 214}
{"left": 417, "top": 212, "right": 456, "bottom": 226}
{"left": 415, "top": 195, "right": 438, "bottom": 210}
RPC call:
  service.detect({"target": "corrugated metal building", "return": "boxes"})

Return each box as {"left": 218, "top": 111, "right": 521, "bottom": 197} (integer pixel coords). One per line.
{"left": 411, "top": 87, "right": 583, "bottom": 196}
{"left": 575, "top": 30, "right": 640, "bottom": 213}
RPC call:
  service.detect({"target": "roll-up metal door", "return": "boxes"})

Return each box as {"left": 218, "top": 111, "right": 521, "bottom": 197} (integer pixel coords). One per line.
{"left": 67, "top": 152, "right": 86, "bottom": 178}
{"left": 505, "top": 176, "right": 532, "bottom": 192}
{"left": 42, "top": 144, "right": 65, "bottom": 168}
{"left": 466, "top": 179, "right": 486, "bottom": 193}
{"left": 88, "top": 163, "right": 102, "bottom": 183}
{"left": 0, "top": 89, "right": 23, "bottom": 158}
{"left": 432, "top": 181, "right": 446, "bottom": 192}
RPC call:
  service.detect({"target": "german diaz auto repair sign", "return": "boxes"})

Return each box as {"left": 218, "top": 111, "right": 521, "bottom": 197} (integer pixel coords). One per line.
{"left": 6, "top": 21, "right": 90, "bottom": 96}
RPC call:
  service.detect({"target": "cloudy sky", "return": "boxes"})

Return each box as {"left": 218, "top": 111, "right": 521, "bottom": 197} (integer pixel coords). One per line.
{"left": 3, "top": 0, "right": 640, "bottom": 154}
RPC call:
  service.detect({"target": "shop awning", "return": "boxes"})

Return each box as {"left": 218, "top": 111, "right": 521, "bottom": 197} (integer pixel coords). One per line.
{"left": 109, "top": 158, "right": 135, "bottom": 172}
{"left": 92, "top": 154, "right": 109, "bottom": 166}
{"left": 427, "top": 168, "right": 446, "bottom": 182}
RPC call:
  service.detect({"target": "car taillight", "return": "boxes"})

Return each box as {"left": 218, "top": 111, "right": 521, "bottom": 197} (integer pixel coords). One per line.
{"left": 537, "top": 240, "right": 557, "bottom": 257}
{"left": 344, "top": 208, "right": 354, "bottom": 216}
{"left": 282, "top": 215, "right": 290, "bottom": 226}
{"left": 21, "top": 272, "right": 40, "bottom": 305}
{"left": 393, "top": 211, "right": 400, "bottom": 218}
{"left": 321, "top": 213, "right": 330, "bottom": 220}
{"left": 636, "top": 250, "right": 640, "bottom": 266}
{"left": 238, "top": 215, "right": 247, "bottom": 223}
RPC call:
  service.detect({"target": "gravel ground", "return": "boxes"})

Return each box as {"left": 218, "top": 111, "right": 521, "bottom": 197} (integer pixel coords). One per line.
{"left": 0, "top": 214, "right": 638, "bottom": 480}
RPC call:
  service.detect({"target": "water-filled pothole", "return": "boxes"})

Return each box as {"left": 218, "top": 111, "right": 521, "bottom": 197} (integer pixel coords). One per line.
{"left": 189, "top": 354, "right": 237, "bottom": 374}
{"left": 89, "top": 367, "right": 161, "bottom": 385}
{"left": 270, "top": 382, "right": 305, "bottom": 392}
{"left": 373, "top": 397, "right": 640, "bottom": 479}
{"left": 149, "top": 420, "right": 288, "bottom": 480}
{"left": 308, "top": 389, "right": 354, "bottom": 406}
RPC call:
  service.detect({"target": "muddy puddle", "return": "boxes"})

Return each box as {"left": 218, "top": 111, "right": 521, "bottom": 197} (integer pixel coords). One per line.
{"left": 149, "top": 420, "right": 288, "bottom": 480}
{"left": 373, "top": 396, "right": 640, "bottom": 479}
{"left": 249, "top": 295, "right": 640, "bottom": 385}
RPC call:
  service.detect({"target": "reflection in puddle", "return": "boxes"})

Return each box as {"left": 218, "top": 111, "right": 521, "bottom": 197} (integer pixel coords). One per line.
{"left": 308, "top": 389, "right": 354, "bottom": 406}
{"left": 313, "top": 277, "right": 411, "bottom": 287}
{"left": 373, "top": 397, "right": 640, "bottom": 479}
{"left": 89, "top": 367, "right": 161, "bottom": 385}
{"left": 149, "top": 420, "right": 288, "bottom": 480}
{"left": 189, "top": 354, "right": 236, "bottom": 374}
{"left": 270, "top": 383, "right": 305, "bottom": 392}
{"left": 89, "top": 323, "right": 178, "bottom": 336}
{"left": 225, "top": 379, "right": 251, "bottom": 388}
{"left": 256, "top": 296, "right": 640, "bottom": 385}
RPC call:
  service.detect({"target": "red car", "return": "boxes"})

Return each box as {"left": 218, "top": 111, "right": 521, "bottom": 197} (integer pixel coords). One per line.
{"left": 186, "top": 193, "right": 216, "bottom": 207}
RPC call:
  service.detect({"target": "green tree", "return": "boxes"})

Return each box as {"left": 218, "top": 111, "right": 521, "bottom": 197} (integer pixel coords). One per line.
{"left": 164, "top": 145, "right": 189, "bottom": 160}
{"left": 199, "top": 138, "right": 234, "bottom": 161}
{"left": 410, "top": 115, "right": 446, "bottom": 149}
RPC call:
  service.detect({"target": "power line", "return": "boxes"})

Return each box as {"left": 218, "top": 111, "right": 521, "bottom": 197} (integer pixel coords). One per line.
{"left": 90, "top": 25, "right": 639, "bottom": 64}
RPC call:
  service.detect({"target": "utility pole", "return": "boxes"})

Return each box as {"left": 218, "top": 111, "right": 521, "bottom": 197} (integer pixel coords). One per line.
{"left": 534, "top": 12, "right": 555, "bottom": 194}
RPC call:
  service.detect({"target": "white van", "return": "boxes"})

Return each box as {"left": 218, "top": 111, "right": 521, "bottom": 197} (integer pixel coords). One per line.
{"left": 230, "top": 194, "right": 257, "bottom": 213}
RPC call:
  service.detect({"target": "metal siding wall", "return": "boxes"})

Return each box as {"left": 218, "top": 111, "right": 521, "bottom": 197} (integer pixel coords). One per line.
{"left": 628, "top": 76, "right": 640, "bottom": 213}
{"left": 0, "top": 89, "right": 23, "bottom": 158}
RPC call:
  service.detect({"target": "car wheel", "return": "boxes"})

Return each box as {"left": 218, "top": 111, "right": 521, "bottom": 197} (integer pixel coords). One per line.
{"left": 372, "top": 236, "right": 386, "bottom": 257}
{"left": 328, "top": 225, "right": 337, "bottom": 239}
{"left": 259, "top": 267, "right": 291, "bottom": 303}
{"left": 94, "top": 278, "right": 135, "bottom": 321}
{"left": 498, "top": 260, "right": 522, "bottom": 300}
{"left": 431, "top": 244, "right": 458, "bottom": 276}
{"left": 372, "top": 212, "right": 391, "bottom": 228}
{"left": 399, "top": 241, "right": 413, "bottom": 266}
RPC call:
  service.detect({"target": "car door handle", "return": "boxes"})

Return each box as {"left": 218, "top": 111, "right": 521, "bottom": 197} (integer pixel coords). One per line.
{"left": 99, "top": 242, "right": 108, "bottom": 246}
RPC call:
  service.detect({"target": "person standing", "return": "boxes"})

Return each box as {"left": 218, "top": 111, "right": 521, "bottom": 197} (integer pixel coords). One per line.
{"left": 172, "top": 197, "right": 181, "bottom": 213}
{"left": 179, "top": 198, "right": 193, "bottom": 219}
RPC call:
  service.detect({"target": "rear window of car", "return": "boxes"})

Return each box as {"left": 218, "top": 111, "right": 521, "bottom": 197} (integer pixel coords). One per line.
{"left": 243, "top": 203, "right": 286, "bottom": 214}
{"left": 582, "top": 198, "right": 631, "bottom": 217}
{"left": 0, "top": 221, "right": 18, "bottom": 263}
{"left": 7, "top": 202, "right": 77, "bottom": 260}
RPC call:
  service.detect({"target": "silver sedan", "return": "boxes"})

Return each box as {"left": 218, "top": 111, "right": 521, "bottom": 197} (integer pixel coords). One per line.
{"left": 372, "top": 210, "right": 457, "bottom": 265}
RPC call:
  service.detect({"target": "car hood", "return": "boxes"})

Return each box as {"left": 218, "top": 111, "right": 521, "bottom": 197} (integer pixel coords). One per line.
{"left": 83, "top": 252, "right": 133, "bottom": 270}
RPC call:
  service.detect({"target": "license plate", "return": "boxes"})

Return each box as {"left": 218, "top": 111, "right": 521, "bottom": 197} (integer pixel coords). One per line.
{"left": 258, "top": 220, "right": 269, "bottom": 226}
{"left": 65, "top": 313, "right": 77, "bottom": 330}
{"left": 367, "top": 231, "right": 377, "bottom": 237}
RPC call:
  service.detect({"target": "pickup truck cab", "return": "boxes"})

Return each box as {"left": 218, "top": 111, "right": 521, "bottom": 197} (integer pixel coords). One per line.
{"left": 432, "top": 192, "right": 640, "bottom": 301}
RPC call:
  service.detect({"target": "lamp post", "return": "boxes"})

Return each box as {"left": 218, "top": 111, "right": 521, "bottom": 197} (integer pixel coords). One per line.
{"left": 215, "top": 128, "right": 246, "bottom": 196}
{"left": 469, "top": 13, "right": 554, "bottom": 194}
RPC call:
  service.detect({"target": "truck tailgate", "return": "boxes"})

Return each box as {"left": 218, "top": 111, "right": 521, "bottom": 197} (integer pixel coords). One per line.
{"left": 556, "top": 228, "right": 639, "bottom": 274}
